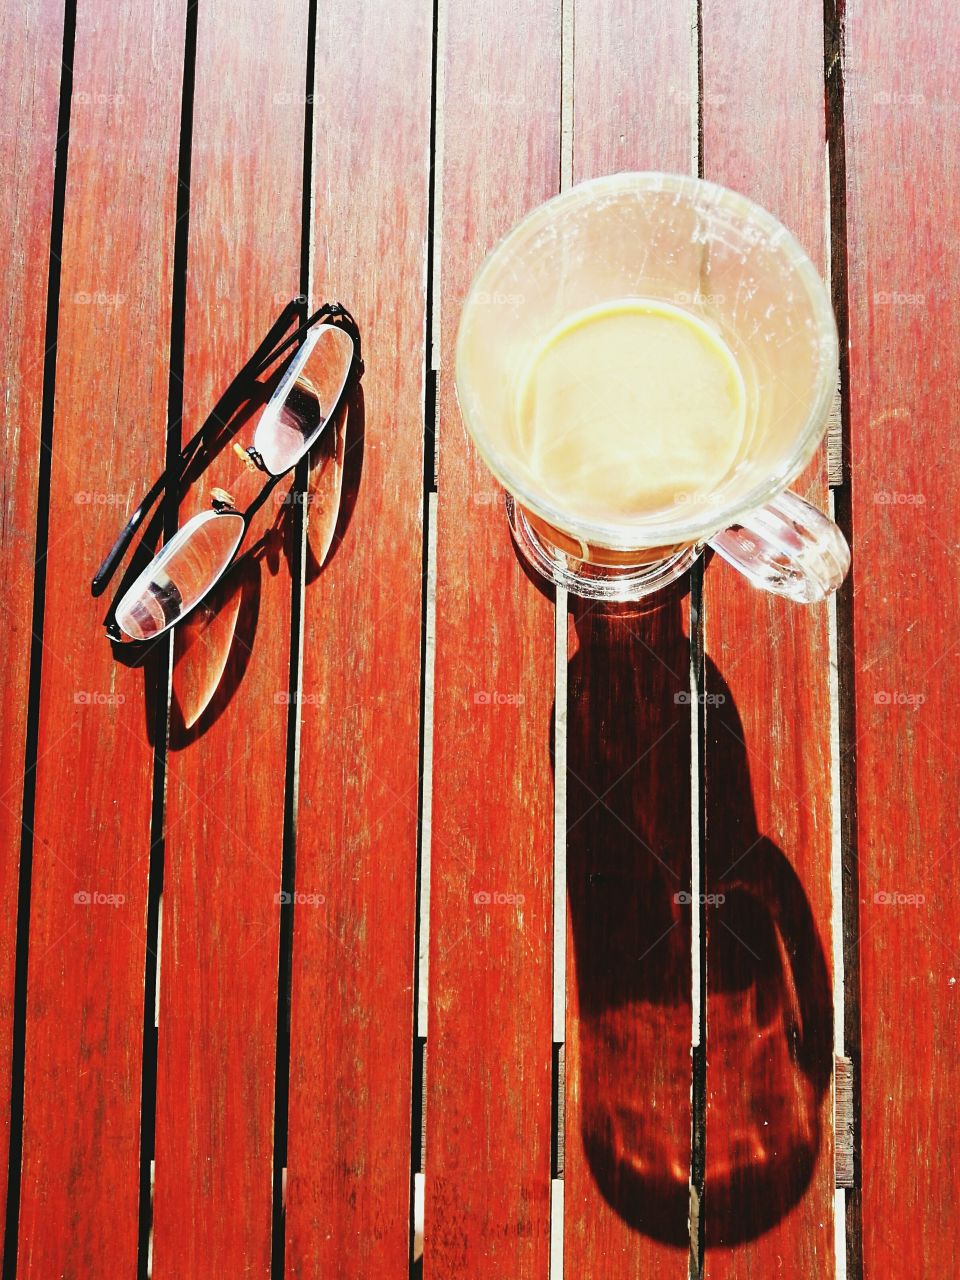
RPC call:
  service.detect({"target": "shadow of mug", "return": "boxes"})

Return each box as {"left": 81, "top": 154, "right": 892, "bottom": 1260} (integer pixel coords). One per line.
{"left": 700, "top": 658, "right": 832, "bottom": 1246}
{"left": 564, "top": 589, "right": 831, "bottom": 1248}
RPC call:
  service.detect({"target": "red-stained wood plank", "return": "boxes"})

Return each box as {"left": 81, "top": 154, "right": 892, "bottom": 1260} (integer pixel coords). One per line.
{"left": 283, "top": 0, "right": 432, "bottom": 1275}
{"left": 564, "top": 5, "right": 694, "bottom": 1275}
{"left": 16, "top": 1, "right": 185, "bottom": 1273}
{"left": 150, "top": 2, "right": 308, "bottom": 1274}
{"left": 843, "top": 3, "right": 960, "bottom": 1274}
{"left": 423, "top": 1, "right": 560, "bottom": 1275}
{"left": 0, "top": 0, "right": 64, "bottom": 1257}
{"left": 699, "top": 2, "right": 836, "bottom": 1272}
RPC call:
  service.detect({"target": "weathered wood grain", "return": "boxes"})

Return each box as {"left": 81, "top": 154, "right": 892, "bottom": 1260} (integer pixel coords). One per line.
{"left": 149, "top": 1, "right": 308, "bottom": 1274}
{"left": 844, "top": 2, "right": 960, "bottom": 1274}
{"left": 15, "top": 1, "right": 185, "bottom": 1273}
{"left": 0, "top": 0, "right": 65, "bottom": 1260}
{"left": 700, "top": 0, "right": 836, "bottom": 1272}
{"left": 423, "top": 0, "right": 560, "bottom": 1274}
{"left": 835, "top": 1055, "right": 853, "bottom": 1190}
{"left": 282, "top": 0, "right": 432, "bottom": 1275}
{"left": 565, "top": 4, "right": 694, "bottom": 1275}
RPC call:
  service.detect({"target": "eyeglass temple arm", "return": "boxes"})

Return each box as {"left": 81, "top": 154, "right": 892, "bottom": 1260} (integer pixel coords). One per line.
{"left": 91, "top": 300, "right": 360, "bottom": 597}
{"left": 91, "top": 300, "right": 300, "bottom": 596}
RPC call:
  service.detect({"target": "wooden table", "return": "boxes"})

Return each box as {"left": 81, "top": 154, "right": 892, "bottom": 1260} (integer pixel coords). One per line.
{"left": 1, "top": 0, "right": 955, "bottom": 1275}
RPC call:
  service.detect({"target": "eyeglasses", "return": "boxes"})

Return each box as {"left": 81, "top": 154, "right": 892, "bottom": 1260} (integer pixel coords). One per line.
{"left": 94, "top": 300, "right": 362, "bottom": 643}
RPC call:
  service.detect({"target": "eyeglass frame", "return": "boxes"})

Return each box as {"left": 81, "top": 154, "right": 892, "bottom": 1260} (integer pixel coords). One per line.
{"left": 94, "top": 299, "right": 363, "bottom": 644}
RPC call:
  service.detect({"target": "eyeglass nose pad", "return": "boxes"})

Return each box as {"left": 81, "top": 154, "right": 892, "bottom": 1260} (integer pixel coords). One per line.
{"left": 210, "top": 487, "right": 237, "bottom": 512}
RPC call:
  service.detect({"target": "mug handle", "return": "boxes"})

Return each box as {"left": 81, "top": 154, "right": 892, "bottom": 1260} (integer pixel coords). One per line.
{"left": 707, "top": 489, "right": 850, "bottom": 604}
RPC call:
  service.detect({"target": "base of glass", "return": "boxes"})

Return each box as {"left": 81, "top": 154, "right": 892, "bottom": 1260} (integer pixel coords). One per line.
{"left": 506, "top": 494, "right": 702, "bottom": 601}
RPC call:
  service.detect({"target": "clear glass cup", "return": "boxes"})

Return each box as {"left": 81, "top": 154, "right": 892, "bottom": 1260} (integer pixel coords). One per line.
{"left": 455, "top": 172, "right": 849, "bottom": 603}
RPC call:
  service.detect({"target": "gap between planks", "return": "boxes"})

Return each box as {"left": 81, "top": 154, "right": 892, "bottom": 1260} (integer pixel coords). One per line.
{"left": 688, "top": 6, "right": 704, "bottom": 1274}
{"left": 414, "top": 0, "right": 445, "bottom": 1263}
{"left": 551, "top": 1, "right": 575, "bottom": 1273}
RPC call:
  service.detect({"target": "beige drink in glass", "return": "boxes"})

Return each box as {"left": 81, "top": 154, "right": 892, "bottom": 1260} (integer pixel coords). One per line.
{"left": 515, "top": 298, "right": 747, "bottom": 521}
{"left": 456, "top": 173, "right": 849, "bottom": 603}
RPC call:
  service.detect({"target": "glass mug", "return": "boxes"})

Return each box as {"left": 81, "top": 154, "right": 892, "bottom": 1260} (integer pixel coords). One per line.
{"left": 455, "top": 172, "right": 849, "bottom": 603}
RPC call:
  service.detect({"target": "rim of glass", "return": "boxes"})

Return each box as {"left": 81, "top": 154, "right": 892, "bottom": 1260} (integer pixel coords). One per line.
{"left": 454, "top": 170, "right": 839, "bottom": 550}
